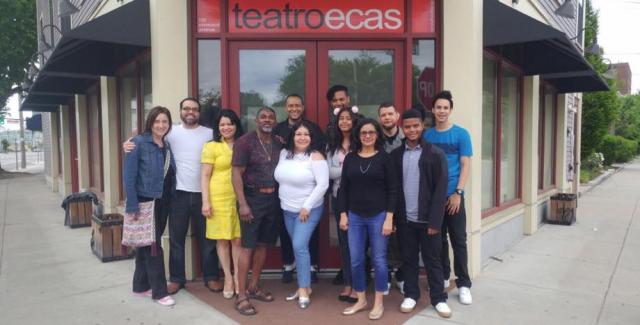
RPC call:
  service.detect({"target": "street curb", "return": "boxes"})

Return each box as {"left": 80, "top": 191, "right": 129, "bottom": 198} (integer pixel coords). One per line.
{"left": 579, "top": 164, "right": 626, "bottom": 197}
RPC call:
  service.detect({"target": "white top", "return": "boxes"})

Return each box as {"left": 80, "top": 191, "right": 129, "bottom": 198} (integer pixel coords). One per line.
{"left": 165, "top": 124, "right": 213, "bottom": 192}
{"left": 327, "top": 150, "right": 346, "bottom": 198}
{"left": 274, "top": 149, "right": 329, "bottom": 212}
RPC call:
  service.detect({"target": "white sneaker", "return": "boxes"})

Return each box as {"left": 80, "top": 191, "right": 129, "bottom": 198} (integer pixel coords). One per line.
{"left": 156, "top": 295, "right": 176, "bottom": 307}
{"left": 435, "top": 302, "right": 452, "bottom": 318}
{"left": 400, "top": 298, "right": 417, "bottom": 313}
{"left": 383, "top": 282, "right": 391, "bottom": 295}
{"left": 444, "top": 279, "right": 450, "bottom": 289}
{"left": 458, "top": 287, "right": 472, "bottom": 305}
{"left": 396, "top": 280, "right": 405, "bottom": 295}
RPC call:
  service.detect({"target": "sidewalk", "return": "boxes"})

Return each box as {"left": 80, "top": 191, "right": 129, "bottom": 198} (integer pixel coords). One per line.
{"left": 1, "top": 160, "right": 639, "bottom": 324}
{"left": 406, "top": 159, "right": 640, "bottom": 325}
{"left": 0, "top": 174, "right": 236, "bottom": 325}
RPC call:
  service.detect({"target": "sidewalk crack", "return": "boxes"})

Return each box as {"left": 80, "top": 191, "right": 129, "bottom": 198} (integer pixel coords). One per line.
{"left": 595, "top": 195, "right": 639, "bottom": 324}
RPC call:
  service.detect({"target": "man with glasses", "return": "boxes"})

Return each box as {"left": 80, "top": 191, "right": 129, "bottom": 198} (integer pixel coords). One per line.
{"left": 124, "top": 97, "right": 221, "bottom": 294}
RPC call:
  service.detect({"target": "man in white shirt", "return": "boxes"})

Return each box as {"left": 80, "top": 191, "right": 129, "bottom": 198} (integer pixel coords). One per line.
{"left": 125, "top": 98, "right": 221, "bottom": 294}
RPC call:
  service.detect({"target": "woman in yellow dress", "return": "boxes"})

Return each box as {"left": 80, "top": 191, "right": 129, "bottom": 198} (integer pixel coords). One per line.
{"left": 200, "top": 109, "right": 244, "bottom": 299}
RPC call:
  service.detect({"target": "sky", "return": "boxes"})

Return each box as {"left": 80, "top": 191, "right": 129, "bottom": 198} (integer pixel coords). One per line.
{"left": 592, "top": 0, "right": 640, "bottom": 93}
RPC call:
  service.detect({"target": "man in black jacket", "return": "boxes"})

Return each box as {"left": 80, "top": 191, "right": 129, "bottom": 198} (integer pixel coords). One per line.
{"left": 391, "top": 109, "right": 451, "bottom": 317}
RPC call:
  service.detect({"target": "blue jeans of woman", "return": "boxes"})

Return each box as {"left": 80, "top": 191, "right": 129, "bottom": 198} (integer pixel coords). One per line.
{"left": 283, "top": 205, "right": 324, "bottom": 288}
{"left": 348, "top": 211, "right": 389, "bottom": 292}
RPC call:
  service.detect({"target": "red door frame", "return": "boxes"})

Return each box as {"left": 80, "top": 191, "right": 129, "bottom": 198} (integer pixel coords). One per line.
{"left": 228, "top": 40, "right": 404, "bottom": 269}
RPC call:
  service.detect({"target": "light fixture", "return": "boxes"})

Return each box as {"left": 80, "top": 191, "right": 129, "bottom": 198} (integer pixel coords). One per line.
{"left": 58, "top": 0, "right": 80, "bottom": 18}
{"left": 555, "top": 0, "right": 576, "bottom": 19}
{"left": 39, "top": 23, "right": 63, "bottom": 51}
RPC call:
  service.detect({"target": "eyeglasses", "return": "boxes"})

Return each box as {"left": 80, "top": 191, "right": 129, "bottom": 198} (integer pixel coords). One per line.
{"left": 359, "top": 130, "right": 377, "bottom": 137}
{"left": 181, "top": 106, "right": 200, "bottom": 112}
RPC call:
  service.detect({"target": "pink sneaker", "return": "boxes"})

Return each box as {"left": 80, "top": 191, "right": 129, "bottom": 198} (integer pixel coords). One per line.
{"left": 132, "top": 289, "right": 152, "bottom": 298}
{"left": 156, "top": 295, "right": 176, "bottom": 306}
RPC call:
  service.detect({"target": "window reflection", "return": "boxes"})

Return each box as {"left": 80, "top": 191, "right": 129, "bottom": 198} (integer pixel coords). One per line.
{"left": 412, "top": 39, "right": 436, "bottom": 128}
{"left": 500, "top": 66, "right": 520, "bottom": 203}
{"left": 198, "top": 40, "right": 222, "bottom": 128}
{"left": 239, "top": 50, "right": 305, "bottom": 131}
{"left": 328, "top": 50, "right": 394, "bottom": 119}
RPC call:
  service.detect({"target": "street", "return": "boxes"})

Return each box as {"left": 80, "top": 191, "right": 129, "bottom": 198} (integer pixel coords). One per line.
{"left": 0, "top": 151, "right": 43, "bottom": 171}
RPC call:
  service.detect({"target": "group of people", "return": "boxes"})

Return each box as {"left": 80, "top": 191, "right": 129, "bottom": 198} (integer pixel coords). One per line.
{"left": 122, "top": 85, "right": 474, "bottom": 321}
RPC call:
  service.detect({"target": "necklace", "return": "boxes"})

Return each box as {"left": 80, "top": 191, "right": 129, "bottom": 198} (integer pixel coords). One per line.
{"left": 257, "top": 135, "right": 272, "bottom": 161}
{"left": 359, "top": 160, "right": 373, "bottom": 174}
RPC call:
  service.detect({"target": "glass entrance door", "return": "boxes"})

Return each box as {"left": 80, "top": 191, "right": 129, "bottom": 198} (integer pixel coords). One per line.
{"left": 229, "top": 40, "right": 403, "bottom": 270}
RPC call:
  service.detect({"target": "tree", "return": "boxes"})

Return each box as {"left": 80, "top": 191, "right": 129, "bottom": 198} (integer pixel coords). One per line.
{"left": 0, "top": 0, "right": 37, "bottom": 108}
{"left": 0, "top": 0, "right": 36, "bottom": 172}
{"left": 580, "top": 0, "right": 621, "bottom": 159}
{"left": 614, "top": 94, "right": 640, "bottom": 142}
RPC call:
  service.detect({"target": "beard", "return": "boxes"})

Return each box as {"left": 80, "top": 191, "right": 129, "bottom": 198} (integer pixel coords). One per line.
{"left": 181, "top": 114, "right": 198, "bottom": 126}
{"left": 259, "top": 125, "right": 273, "bottom": 133}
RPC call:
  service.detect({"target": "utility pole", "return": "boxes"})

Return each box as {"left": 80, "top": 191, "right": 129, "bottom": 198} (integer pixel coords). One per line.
{"left": 19, "top": 109, "right": 26, "bottom": 169}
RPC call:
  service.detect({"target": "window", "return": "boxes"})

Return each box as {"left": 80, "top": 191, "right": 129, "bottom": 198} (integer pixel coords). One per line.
{"left": 482, "top": 57, "right": 497, "bottom": 210}
{"left": 117, "top": 54, "right": 151, "bottom": 140}
{"left": 539, "top": 83, "right": 557, "bottom": 190}
{"left": 412, "top": 39, "right": 436, "bottom": 128}
{"left": 197, "top": 39, "right": 222, "bottom": 109}
{"left": 117, "top": 53, "right": 151, "bottom": 201}
{"left": 87, "top": 85, "right": 103, "bottom": 193}
{"left": 482, "top": 53, "right": 523, "bottom": 214}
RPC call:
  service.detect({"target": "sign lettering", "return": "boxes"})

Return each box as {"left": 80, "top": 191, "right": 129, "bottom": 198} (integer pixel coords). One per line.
{"left": 228, "top": 1, "right": 405, "bottom": 33}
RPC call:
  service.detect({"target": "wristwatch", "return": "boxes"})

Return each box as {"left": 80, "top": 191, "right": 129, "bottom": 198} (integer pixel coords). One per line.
{"left": 454, "top": 188, "right": 464, "bottom": 195}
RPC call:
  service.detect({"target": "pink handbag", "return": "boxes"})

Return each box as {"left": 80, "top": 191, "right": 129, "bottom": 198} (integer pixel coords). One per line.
{"left": 122, "top": 148, "right": 170, "bottom": 249}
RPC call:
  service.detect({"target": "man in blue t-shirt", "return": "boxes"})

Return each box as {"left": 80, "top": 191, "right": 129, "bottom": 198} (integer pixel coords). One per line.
{"left": 422, "top": 90, "right": 473, "bottom": 305}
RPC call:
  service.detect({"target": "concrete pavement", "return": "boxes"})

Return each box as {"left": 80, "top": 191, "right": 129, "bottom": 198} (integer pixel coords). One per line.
{"left": 407, "top": 159, "right": 640, "bottom": 325}
{"left": 1, "top": 159, "right": 639, "bottom": 324}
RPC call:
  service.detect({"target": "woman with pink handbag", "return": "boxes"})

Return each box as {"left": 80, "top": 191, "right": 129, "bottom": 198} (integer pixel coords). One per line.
{"left": 123, "top": 106, "right": 176, "bottom": 306}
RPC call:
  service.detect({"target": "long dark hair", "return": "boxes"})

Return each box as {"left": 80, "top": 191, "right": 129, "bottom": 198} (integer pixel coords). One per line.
{"left": 144, "top": 106, "right": 173, "bottom": 140}
{"left": 213, "top": 109, "right": 244, "bottom": 141}
{"left": 285, "top": 121, "right": 324, "bottom": 159}
{"left": 352, "top": 118, "right": 384, "bottom": 152}
{"left": 327, "top": 106, "right": 359, "bottom": 154}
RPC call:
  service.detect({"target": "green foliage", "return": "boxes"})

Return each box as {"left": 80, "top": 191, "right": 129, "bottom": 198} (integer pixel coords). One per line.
{"left": 614, "top": 94, "right": 640, "bottom": 142}
{"left": 582, "top": 152, "right": 604, "bottom": 171}
{"left": 599, "top": 134, "right": 638, "bottom": 165}
{"left": 0, "top": 0, "right": 37, "bottom": 110}
{"left": 580, "top": 0, "right": 621, "bottom": 159}
{"left": 1, "top": 139, "right": 9, "bottom": 152}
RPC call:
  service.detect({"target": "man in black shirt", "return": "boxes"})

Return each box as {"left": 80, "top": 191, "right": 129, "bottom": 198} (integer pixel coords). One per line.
{"left": 272, "top": 94, "right": 325, "bottom": 284}
{"left": 377, "top": 102, "right": 405, "bottom": 294}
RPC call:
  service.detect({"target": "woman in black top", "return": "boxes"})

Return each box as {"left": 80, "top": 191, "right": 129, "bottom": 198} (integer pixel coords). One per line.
{"left": 338, "top": 118, "right": 397, "bottom": 320}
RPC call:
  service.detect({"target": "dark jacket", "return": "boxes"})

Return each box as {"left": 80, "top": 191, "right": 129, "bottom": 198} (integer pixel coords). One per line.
{"left": 123, "top": 132, "right": 176, "bottom": 213}
{"left": 391, "top": 138, "right": 448, "bottom": 228}
{"left": 273, "top": 119, "right": 326, "bottom": 152}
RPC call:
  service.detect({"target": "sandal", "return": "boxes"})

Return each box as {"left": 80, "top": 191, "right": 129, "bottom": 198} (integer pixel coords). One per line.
{"left": 235, "top": 297, "right": 257, "bottom": 316}
{"left": 247, "top": 287, "right": 275, "bottom": 302}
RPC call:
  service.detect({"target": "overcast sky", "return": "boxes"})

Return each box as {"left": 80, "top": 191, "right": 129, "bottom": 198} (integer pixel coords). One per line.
{"left": 4, "top": 0, "right": 637, "bottom": 123}
{"left": 592, "top": 0, "right": 640, "bottom": 93}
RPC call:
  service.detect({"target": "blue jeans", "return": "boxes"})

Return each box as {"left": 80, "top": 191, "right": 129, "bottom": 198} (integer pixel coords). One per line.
{"left": 348, "top": 211, "right": 389, "bottom": 292}
{"left": 283, "top": 205, "right": 324, "bottom": 288}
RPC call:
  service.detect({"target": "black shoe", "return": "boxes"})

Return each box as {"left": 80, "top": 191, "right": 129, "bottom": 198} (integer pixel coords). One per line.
{"left": 332, "top": 270, "right": 344, "bottom": 285}
{"left": 282, "top": 268, "right": 294, "bottom": 283}
{"left": 311, "top": 270, "right": 318, "bottom": 284}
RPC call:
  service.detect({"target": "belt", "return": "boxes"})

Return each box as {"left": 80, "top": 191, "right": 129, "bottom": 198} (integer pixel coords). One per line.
{"left": 245, "top": 186, "right": 276, "bottom": 194}
{"left": 258, "top": 187, "right": 276, "bottom": 194}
